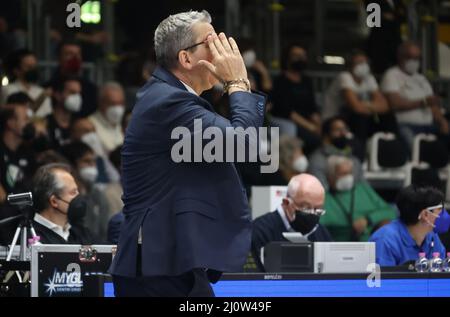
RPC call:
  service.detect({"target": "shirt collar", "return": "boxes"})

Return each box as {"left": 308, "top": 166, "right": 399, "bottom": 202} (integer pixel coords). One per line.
{"left": 396, "top": 219, "right": 434, "bottom": 248}
{"left": 179, "top": 80, "right": 198, "bottom": 96}
{"left": 34, "top": 213, "right": 71, "bottom": 239}
{"left": 277, "top": 205, "right": 294, "bottom": 232}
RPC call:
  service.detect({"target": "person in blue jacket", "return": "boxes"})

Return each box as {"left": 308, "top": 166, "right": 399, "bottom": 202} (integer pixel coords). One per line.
{"left": 370, "top": 185, "right": 450, "bottom": 267}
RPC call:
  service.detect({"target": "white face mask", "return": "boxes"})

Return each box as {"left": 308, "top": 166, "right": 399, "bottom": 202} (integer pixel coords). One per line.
{"left": 335, "top": 174, "right": 354, "bottom": 192}
{"left": 79, "top": 166, "right": 98, "bottom": 184}
{"left": 353, "top": 63, "right": 371, "bottom": 79}
{"left": 64, "top": 93, "right": 82, "bottom": 113}
{"left": 106, "top": 105, "right": 125, "bottom": 125}
{"left": 404, "top": 59, "right": 420, "bottom": 75}
{"left": 27, "top": 108, "right": 34, "bottom": 119}
{"left": 242, "top": 50, "right": 256, "bottom": 68}
{"left": 81, "top": 132, "right": 105, "bottom": 157}
{"left": 293, "top": 155, "right": 308, "bottom": 173}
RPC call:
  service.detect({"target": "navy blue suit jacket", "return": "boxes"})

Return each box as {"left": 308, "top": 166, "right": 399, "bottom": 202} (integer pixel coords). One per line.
{"left": 109, "top": 66, "right": 265, "bottom": 281}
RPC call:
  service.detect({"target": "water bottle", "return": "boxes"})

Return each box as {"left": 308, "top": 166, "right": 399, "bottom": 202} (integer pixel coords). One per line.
{"left": 443, "top": 252, "right": 450, "bottom": 272}
{"left": 414, "top": 252, "right": 429, "bottom": 272}
{"left": 429, "top": 252, "right": 443, "bottom": 273}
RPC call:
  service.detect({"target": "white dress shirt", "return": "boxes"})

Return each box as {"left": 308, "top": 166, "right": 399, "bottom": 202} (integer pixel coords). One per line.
{"left": 34, "top": 213, "right": 71, "bottom": 241}
{"left": 180, "top": 80, "right": 198, "bottom": 96}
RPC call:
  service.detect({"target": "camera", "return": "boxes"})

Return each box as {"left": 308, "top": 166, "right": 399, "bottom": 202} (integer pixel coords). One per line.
{"left": 7, "top": 193, "right": 33, "bottom": 208}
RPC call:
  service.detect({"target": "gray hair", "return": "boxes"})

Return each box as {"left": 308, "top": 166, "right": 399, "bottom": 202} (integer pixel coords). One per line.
{"left": 154, "top": 10, "right": 212, "bottom": 70}
{"left": 99, "top": 81, "right": 124, "bottom": 101}
{"left": 32, "top": 163, "right": 72, "bottom": 212}
{"left": 327, "top": 155, "right": 353, "bottom": 180}
{"left": 279, "top": 135, "right": 304, "bottom": 172}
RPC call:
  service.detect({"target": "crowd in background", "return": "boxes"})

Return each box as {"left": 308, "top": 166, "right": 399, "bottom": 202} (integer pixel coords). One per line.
{"left": 1, "top": 3, "right": 450, "bottom": 256}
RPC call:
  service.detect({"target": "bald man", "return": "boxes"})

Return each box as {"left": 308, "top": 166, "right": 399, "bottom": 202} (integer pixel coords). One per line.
{"left": 251, "top": 174, "right": 332, "bottom": 272}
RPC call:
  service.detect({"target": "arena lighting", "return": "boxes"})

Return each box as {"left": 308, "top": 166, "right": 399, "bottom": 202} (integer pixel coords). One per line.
{"left": 81, "top": 1, "right": 101, "bottom": 24}
{"left": 1, "top": 76, "right": 9, "bottom": 86}
{"left": 323, "top": 55, "right": 345, "bottom": 65}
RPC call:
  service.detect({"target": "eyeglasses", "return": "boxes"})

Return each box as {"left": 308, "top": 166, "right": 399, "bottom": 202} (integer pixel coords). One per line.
{"left": 298, "top": 208, "right": 326, "bottom": 216}
{"left": 181, "top": 40, "right": 207, "bottom": 52}
{"left": 287, "top": 197, "right": 326, "bottom": 216}
{"left": 425, "top": 204, "right": 443, "bottom": 217}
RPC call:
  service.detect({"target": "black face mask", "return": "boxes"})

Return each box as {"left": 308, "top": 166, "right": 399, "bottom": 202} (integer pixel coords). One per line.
{"left": 290, "top": 211, "right": 320, "bottom": 235}
{"left": 331, "top": 136, "right": 348, "bottom": 149}
{"left": 32, "top": 134, "right": 52, "bottom": 152}
{"left": 24, "top": 68, "right": 39, "bottom": 83}
{"left": 290, "top": 60, "right": 307, "bottom": 72}
{"left": 22, "top": 122, "right": 36, "bottom": 141}
{"left": 67, "top": 195, "right": 88, "bottom": 225}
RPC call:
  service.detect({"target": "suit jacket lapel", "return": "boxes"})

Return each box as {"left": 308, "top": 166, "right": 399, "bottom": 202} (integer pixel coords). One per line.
{"left": 151, "top": 66, "right": 215, "bottom": 112}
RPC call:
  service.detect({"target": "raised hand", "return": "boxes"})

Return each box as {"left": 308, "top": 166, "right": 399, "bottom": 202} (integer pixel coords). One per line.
{"left": 198, "top": 32, "right": 248, "bottom": 83}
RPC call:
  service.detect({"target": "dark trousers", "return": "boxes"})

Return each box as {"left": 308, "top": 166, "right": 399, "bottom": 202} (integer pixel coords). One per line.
{"left": 112, "top": 245, "right": 215, "bottom": 297}
{"left": 112, "top": 269, "right": 215, "bottom": 297}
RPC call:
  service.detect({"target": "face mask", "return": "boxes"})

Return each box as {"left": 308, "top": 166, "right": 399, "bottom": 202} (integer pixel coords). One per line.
{"left": 335, "top": 174, "right": 354, "bottom": 192}
{"left": 67, "top": 195, "right": 88, "bottom": 225}
{"left": 79, "top": 166, "right": 98, "bottom": 184}
{"left": 433, "top": 209, "right": 450, "bottom": 234}
{"left": 21, "top": 122, "right": 36, "bottom": 141}
{"left": 64, "top": 93, "right": 82, "bottom": 113}
{"left": 32, "top": 134, "right": 51, "bottom": 152}
{"left": 63, "top": 56, "right": 82, "bottom": 74}
{"left": 24, "top": 68, "right": 39, "bottom": 83}
{"left": 290, "top": 210, "right": 320, "bottom": 235}
{"left": 290, "top": 60, "right": 307, "bottom": 72}
{"left": 293, "top": 155, "right": 308, "bottom": 173}
{"left": 27, "top": 108, "right": 34, "bottom": 119}
{"left": 106, "top": 105, "right": 125, "bottom": 125}
{"left": 404, "top": 59, "right": 420, "bottom": 75}
{"left": 331, "top": 136, "right": 348, "bottom": 149}
{"left": 242, "top": 50, "right": 256, "bottom": 68}
{"left": 353, "top": 63, "right": 370, "bottom": 79}
{"left": 81, "top": 132, "right": 105, "bottom": 157}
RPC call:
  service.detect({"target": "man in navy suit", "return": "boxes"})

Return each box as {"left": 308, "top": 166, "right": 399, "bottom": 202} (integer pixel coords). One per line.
{"left": 109, "top": 10, "right": 266, "bottom": 296}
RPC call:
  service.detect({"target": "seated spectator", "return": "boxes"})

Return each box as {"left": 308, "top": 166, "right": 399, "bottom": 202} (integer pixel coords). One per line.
{"left": 251, "top": 174, "right": 332, "bottom": 272}
{"left": 307, "top": 116, "right": 364, "bottom": 190}
{"left": 88, "top": 82, "right": 125, "bottom": 153}
{"left": 258, "top": 135, "right": 309, "bottom": 186}
{"left": 0, "top": 101, "right": 35, "bottom": 243}
{"left": 270, "top": 44, "right": 321, "bottom": 153}
{"left": 6, "top": 92, "right": 33, "bottom": 119}
{"left": 2, "top": 49, "right": 52, "bottom": 117}
{"left": 31, "top": 163, "right": 96, "bottom": 244}
{"left": 46, "top": 76, "right": 83, "bottom": 149}
{"left": 60, "top": 141, "right": 112, "bottom": 241}
{"left": 369, "top": 185, "right": 448, "bottom": 266}
{"left": 70, "top": 118, "right": 120, "bottom": 183}
{"left": 46, "top": 40, "right": 98, "bottom": 118}
{"left": 240, "top": 39, "right": 273, "bottom": 93}
{"left": 323, "top": 49, "right": 397, "bottom": 149}
{"left": 321, "top": 155, "right": 397, "bottom": 242}
{"left": 0, "top": 100, "right": 35, "bottom": 204}
{"left": 381, "top": 41, "right": 449, "bottom": 151}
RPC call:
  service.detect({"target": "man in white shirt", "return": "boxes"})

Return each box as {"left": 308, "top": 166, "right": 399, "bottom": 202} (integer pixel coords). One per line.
{"left": 88, "top": 82, "right": 126, "bottom": 153}
{"left": 2, "top": 49, "right": 52, "bottom": 118}
{"left": 31, "top": 163, "right": 93, "bottom": 244}
{"left": 381, "top": 41, "right": 449, "bottom": 150}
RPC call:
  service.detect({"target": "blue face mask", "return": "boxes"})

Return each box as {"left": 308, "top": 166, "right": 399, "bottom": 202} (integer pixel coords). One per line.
{"left": 434, "top": 209, "right": 450, "bottom": 234}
